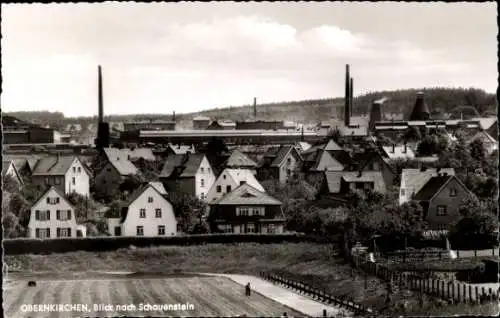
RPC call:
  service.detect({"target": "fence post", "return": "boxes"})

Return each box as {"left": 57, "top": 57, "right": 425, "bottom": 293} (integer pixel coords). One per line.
{"left": 432, "top": 279, "right": 435, "bottom": 295}
{"left": 452, "top": 283, "right": 456, "bottom": 301}
{"left": 469, "top": 285, "right": 472, "bottom": 304}
{"left": 474, "top": 250, "right": 477, "bottom": 258}
{"left": 463, "top": 284, "right": 467, "bottom": 304}
{"left": 475, "top": 286, "right": 479, "bottom": 303}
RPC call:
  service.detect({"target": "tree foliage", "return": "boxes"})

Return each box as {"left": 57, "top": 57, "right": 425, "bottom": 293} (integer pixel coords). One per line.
{"left": 168, "top": 193, "right": 206, "bottom": 233}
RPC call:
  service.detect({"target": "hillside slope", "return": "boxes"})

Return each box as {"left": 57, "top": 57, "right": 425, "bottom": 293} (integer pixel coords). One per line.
{"left": 5, "top": 87, "right": 496, "bottom": 130}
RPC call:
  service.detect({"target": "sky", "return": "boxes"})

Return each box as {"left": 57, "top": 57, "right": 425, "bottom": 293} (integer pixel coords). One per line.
{"left": 1, "top": 2, "right": 497, "bottom": 117}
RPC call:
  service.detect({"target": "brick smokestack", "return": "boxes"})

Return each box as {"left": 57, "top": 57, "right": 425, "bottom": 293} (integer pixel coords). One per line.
{"left": 95, "top": 65, "right": 110, "bottom": 149}
{"left": 349, "top": 77, "right": 354, "bottom": 119}
{"left": 369, "top": 100, "right": 383, "bottom": 133}
{"left": 344, "top": 64, "right": 351, "bottom": 127}
{"left": 98, "top": 65, "right": 103, "bottom": 123}
{"left": 253, "top": 97, "right": 257, "bottom": 118}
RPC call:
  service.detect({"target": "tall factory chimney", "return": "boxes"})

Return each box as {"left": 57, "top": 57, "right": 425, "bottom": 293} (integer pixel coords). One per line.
{"left": 409, "top": 92, "right": 431, "bottom": 121}
{"left": 344, "top": 64, "right": 351, "bottom": 127}
{"left": 98, "top": 65, "right": 103, "bottom": 123}
{"left": 349, "top": 77, "right": 354, "bottom": 119}
{"left": 253, "top": 97, "right": 257, "bottom": 119}
{"left": 95, "top": 65, "right": 110, "bottom": 149}
{"left": 369, "top": 100, "right": 383, "bottom": 133}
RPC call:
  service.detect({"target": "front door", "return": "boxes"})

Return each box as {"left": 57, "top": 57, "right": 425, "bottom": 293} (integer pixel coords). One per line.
{"left": 114, "top": 226, "right": 121, "bottom": 236}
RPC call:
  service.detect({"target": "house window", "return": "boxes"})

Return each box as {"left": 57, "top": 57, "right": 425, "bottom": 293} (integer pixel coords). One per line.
{"left": 57, "top": 228, "right": 71, "bottom": 238}
{"left": 73, "top": 167, "right": 76, "bottom": 173}
{"left": 140, "top": 209, "right": 146, "bottom": 218}
{"left": 246, "top": 223, "right": 256, "bottom": 233}
{"left": 223, "top": 174, "right": 226, "bottom": 180}
{"left": 36, "top": 228, "right": 50, "bottom": 239}
{"left": 400, "top": 188, "right": 406, "bottom": 196}
{"left": 267, "top": 224, "right": 276, "bottom": 233}
{"left": 201, "top": 167, "right": 204, "bottom": 173}
{"left": 36, "top": 210, "right": 51, "bottom": 221}
{"left": 155, "top": 208, "right": 162, "bottom": 218}
{"left": 216, "top": 185, "right": 222, "bottom": 193}
{"left": 252, "top": 208, "right": 264, "bottom": 216}
{"left": 201, "top": 179, "right": 205, "bottom": 187}
{"left": 287, "top": 158, "right": 291, "bottom": 165}
{"left": 148, "top": 197, "right": 153, "bottom": 203}
{"left": 219, "top": 224, "right": 233, "bottom": 233}
{"left": 114, "top": 227, "right": 121, "bottom": 236}
{"left": 240, "top": 181, "right": 246, "bottom": 186}
{"left": 176, "top": 224, "right": 182, "bottom": 233}
{"left": 201, "top": 193, "right": 205, "bottom": 200}
{"left": 72, "top": 177, "right": 76, "bottom": 185}
{"left": 237, "top": 207, "right": 249, "bottom": 216}
{"left": 136, "top": 226, "right": 144, "bottom": 236}
{"left": 56, "top": 210, "right": 71, "bottom": 221}
{"left": 449, "top": 187, "right": 457, "bottom": 197}
{"left": 158, "top": 225, "right": 166, "bottom": 235}
{"left": 437, "top": 205, "right": 447, "bottom": 216}
{"left": 226, "top": 185, "right": 231, "bottom": 193}
{"left": 77, "top": 167, "right": 81, "bottom": 173}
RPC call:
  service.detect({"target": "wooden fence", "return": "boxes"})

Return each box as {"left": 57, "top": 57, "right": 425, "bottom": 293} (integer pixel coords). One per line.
{"left": 351, "top": 254, "right": 500, "bottom": 304}
{"left": 259, "top": 271, "right": 374, "bottom": 316}
{"left": 378, "top": 248, "right": 499, "bottom": 263}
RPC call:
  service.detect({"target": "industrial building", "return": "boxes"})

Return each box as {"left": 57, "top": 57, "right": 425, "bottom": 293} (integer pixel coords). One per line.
{"left": 2, "top": 115, "right": 55, "bottom": 144}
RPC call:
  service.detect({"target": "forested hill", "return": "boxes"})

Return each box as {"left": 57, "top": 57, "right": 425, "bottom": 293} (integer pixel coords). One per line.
{"left": 4, "top": 87, "right": 496, "bottom": 130}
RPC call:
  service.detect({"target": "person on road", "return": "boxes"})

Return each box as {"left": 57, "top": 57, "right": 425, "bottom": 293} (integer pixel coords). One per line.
{"left": 245, "top": 282, "right": 251, "bottom": 296}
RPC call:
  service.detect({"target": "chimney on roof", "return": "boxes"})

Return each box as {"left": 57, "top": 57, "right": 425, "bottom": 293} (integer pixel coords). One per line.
{"left": 344, "top": 64, "right": 351, "bottom": 127}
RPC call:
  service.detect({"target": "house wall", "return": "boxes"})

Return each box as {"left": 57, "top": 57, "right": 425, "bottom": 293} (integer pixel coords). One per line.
{"left": 94, "top": 163, "right": 123, "bottom": 198}
{"left": 315, "top": 151, "right": 344, "bottom": 172}
{"left": 209, "top": 205, "right": 284, "bottom": 233}
{"left": 195, "top": 156, "right": 216, "bottom": 201}
{"left": 64, "top": 158, "right": 90, "bottom": 197}
{"left": 205, "top": 173, "right": 238, "bottom": 203}
{"left": 426, "top": 178, "right": 473, "bottom": 230}
{"left": 28, "top": 188, "right": 78, "bottom": 239}
{"left": 277, "top": 150, "right": 302, "bottom": 184}
{"left": 122, "top": 186, "right": 177, "bottom": 237}
{"left": 362, "top": 156, "right": 394, "bottom": 191}
{"left": 107, "top": 218, "right": 121, "bottom": 236}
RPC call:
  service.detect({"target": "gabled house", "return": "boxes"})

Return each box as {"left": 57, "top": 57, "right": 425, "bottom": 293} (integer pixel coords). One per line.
{"left": 399, "top": 168, "right": 456, "bottom": 205}
{"left": 466, "top": 131, "right": 498, "bottom": 154}
{"left": 206, "top": 168, "right": 265, "bottom": 203}
{"left": 258, "top": 145, "right": 303, "bottom": 184}
{"left": 353, "top": 150, "right": 396, "bottom": 189}
{"left": 107, "top": 182, "right": 177, "bottom": 237}
{"left": 411, "top": 174, "right": 475, "bottom": 230}
{"left": 224, "top": 150, "right": 258, "bottom": 174}
{"left": 31, "top": 155, "right": 91, "bottom": 197}
{"left": 208, "top": 183, "right": 285, "bottom": 234}
{"left": 301, "top": 139, "right": 352, "bottom": 173}
{"left": 160, "top": 153, "right": 215, "bottom": 201}
{"left": 2, "top": 160, "right": 24, "bottom": 188}
{"left": 28, "top": 186, "right": 84, "bottom": 239}
{"left": 94, "top": 148, "right": 140, "bottom": 199}
{"left": 166, "top": 144, "right": 196, "bottom": 156}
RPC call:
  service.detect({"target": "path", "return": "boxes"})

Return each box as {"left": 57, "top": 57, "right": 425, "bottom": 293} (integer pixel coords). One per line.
{"left": 199, "top": 273, "right": 352, "bottom": 317}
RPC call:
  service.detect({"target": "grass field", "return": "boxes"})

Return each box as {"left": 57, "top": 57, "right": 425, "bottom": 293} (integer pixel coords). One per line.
{"left": 3, "top": 275, "right": 302, "bottom": 318}
{"left": 5, "top": 243, "right": 498, "bottom": 316}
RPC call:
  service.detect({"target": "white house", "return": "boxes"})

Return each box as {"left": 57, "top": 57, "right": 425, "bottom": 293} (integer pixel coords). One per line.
{"left": 28, "top": 186, "right": 83, "bottom": 239}
{"left": 31, "top": 155, "right": 91, "bottom": 197}
{"left": 206, "top": 168, "right": 265, "bottom": 203}
{"left": 107, "top": 182, "right": 177, "bottom": 237}
{"left": 381, "top": 144, "right": 416, "bottom": 160}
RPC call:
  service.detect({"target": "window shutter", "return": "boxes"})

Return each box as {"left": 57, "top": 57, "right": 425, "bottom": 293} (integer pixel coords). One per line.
{"left": 57, "top": 210, "right": 60, "bottom": 220}
{"left": 57, "top": 228, "right": 61, "bottom": 237}
{"left": 47, "top": 228, "right": 50, "bottom": 238}
{"left": 36, "top": 210, "right": 40, "bottom": 221}
{"left": 67, "top": 210, "right": 72, "bottom": 220}
{"left": 47, "top": 210, "right": 50, "bottom": 220}
{"left": 36, "top": 228, "right": 40, "bottom": 238}
{"left": 68, "top": 228, "right": 72, "bottom": 237}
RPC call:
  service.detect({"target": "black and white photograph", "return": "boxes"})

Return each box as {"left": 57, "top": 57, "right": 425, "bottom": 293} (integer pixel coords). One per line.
{"left": 1, "top": 2, "right": 498, "bottom": 317}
